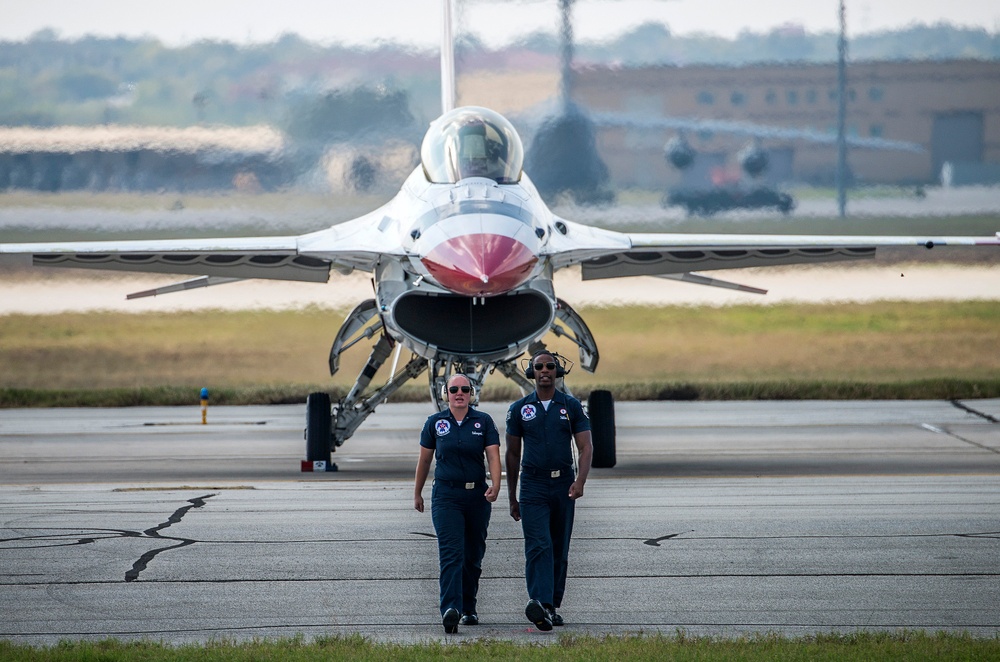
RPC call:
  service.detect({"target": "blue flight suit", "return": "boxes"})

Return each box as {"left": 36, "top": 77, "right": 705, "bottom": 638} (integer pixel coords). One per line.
{"left": 506, "top": 390, "right": 590, "bottom": 609}
{"left": 420, "top": 406, "right": 500, "bottom": 617}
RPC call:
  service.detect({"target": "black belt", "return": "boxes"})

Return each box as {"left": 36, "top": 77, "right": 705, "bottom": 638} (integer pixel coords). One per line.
{"left": 521, "top": 466, "right": 572, "bottom": 478}
{"left": 435, "top": 479, "right": 486, "bottom": 489}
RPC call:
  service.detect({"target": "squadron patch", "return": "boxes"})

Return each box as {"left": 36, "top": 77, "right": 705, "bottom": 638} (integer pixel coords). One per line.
{"left": 435, "top": 420, "right": 452, "bottom": 436}
{"left": 520, "top": 404, "right": 537, "bottom": 421}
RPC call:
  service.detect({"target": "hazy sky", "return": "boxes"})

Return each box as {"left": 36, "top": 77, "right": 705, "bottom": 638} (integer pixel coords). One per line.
{"left": 4, "top": 0, "right": 998, "bottom": 48}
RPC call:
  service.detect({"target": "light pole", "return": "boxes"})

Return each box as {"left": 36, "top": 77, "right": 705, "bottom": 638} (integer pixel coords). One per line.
{"left": 836, "top": 0, "right": 848, "bottom": 217}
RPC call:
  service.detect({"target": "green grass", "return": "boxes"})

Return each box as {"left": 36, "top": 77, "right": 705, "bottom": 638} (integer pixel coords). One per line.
{"left": 3, "top": 378, "right": 1000, "bottom": 408}
{"left": 1, "top": 301, "right": 999, "bottom": 407}
{"left": 2, "top": 631, "right": 998, "bottom": 661}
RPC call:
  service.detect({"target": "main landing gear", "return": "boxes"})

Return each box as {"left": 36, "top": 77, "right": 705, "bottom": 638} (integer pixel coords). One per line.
{"left": 587, "top": 389, "right": 616, "bottom": 468}
{"left": 304, "top": 299, "right": 428, "bottom": 472}
{"left": 546, "top": 300, "right": 616, "bottom": 469}
{"left": 303, "top": 297, "right": 617, "bottom": 471}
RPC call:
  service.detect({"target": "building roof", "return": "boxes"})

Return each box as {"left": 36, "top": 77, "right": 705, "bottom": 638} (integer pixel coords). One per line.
{"left": 0, "top": 125, "right": 286, "bottom": 155}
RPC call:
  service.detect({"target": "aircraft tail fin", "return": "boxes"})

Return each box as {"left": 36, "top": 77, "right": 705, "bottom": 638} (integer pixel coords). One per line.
{"left": 440, "top": 0, "right": 456, "bottom": 114}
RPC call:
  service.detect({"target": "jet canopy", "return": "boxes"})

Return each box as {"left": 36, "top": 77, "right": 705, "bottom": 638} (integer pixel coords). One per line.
{"left": 421, "top": 106, "right": 523, "bottom": 184}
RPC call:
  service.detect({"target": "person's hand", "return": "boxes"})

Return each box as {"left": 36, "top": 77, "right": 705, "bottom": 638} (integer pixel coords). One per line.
{"left": 484, "top": 483, "right": 500, "bottom": 503}
{"left": 414, "top": 494, "right": 424, "bottom": 512}
{"left": 509, "top": 500, "right": 521, "bottom": 521}
{"left": 569, "top": 480, "right": 585, "bottom": 500}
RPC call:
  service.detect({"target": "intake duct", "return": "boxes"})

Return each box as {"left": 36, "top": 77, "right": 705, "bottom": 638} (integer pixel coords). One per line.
{"left": 393, "top": 290, "right": 552, "bottom": 357}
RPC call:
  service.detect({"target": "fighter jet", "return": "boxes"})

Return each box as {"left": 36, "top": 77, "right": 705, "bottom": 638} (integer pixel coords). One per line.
{"left": 2, "top": 1, "right": 998, "bottom": 471}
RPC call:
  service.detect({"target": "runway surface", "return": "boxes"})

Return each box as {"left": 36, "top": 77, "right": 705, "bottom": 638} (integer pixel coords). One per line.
{"left": 1, "top": 400, "right": 999, "bottom": 644}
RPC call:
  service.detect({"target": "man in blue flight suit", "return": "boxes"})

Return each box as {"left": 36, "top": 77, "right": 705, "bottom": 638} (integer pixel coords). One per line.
{"left": 505, "top": 351, "right": 593, "bottom": 631}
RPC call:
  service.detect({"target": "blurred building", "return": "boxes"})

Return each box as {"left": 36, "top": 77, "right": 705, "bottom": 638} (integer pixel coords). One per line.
{"left": 3, "top": 59, "right": 997, "bottom": 193}
{"left": 0, "top": 124, "right": 417, "bottom": 194}
{"left": 0, "top": 125, "right": 290, "bottom": 192}
{"left": 572, "top": 59, "right": 1000, "bottom": 188}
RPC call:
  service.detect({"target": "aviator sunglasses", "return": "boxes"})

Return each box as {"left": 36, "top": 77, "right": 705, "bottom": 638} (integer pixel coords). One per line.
{"left": 533, "top": 362, "right": 558, "bottom": 371}
{"left": 448, "top": 385, "right": 472, "bottom": 394}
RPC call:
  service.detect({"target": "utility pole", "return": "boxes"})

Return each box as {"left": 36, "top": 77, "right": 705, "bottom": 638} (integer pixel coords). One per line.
{"left": 559, "top": 0, "right": 574, "bottom": 114}
{"left": 836, "top": 0, "right": 848, "bottom": 217}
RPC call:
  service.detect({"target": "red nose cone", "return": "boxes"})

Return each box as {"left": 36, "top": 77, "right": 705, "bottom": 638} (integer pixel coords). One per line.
{"left": 421, "top": 233, "right": 538, "bottom": 296}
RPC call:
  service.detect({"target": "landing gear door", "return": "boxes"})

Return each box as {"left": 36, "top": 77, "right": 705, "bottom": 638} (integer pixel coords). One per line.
{"left": 329, "top": 299, "right": 381, "bottom": 376}
{"left": 553, "top": 298, "right": 599, "bottom": 373}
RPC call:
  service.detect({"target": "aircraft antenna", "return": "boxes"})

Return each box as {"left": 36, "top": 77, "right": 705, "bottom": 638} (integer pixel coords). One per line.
{"left": 441, "top": 0, "right": 456, "bottom": 114}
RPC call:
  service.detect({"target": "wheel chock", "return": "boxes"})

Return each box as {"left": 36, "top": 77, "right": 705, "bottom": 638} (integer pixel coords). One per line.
{"left": 300, "top": 460, "right": 339, "bottom": 472}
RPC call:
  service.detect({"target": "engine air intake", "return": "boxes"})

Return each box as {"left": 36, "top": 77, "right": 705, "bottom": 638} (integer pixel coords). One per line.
{"left": 394, "top": 290, "right": 551, "bottom": 356}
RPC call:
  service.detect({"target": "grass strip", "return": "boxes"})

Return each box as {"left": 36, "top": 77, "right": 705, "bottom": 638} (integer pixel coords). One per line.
{"left": 2, "top": 631, "right": 998, "bottom": 661}
{"left": 2, "top": 301, "right": 999, "bottom": 402}
{"left": 3, "top": 378, "right": 1000, "bottom": 408}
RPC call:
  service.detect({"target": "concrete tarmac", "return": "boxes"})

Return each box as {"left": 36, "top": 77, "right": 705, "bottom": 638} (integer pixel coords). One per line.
{"left": 1, "top": 400, "right": 999, "bottom": 644}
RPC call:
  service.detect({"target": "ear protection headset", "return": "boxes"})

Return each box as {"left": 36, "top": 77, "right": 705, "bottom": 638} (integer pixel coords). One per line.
{"left": 524, "top": 352, "right": 566, "bottom": 379}
{"left": 441, "top": 380, "right": 477, "bottom": 401}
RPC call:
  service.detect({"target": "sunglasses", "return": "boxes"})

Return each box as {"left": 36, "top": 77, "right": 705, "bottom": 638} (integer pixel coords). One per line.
{"left": 448, "top": 385, "right": 472, "bottom": 394}
{"left": 533, "top": 362, "right": 557, "bottom": 371}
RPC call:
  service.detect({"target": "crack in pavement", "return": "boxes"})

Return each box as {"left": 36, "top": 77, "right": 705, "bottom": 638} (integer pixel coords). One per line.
{"left": 644, "top": 531, "right": 693, "bottom": 546}
{"left": 951, "top": 400, "right": 1000, "bottom": 424}
{"left": 920, "top": 400, "right": 1000, "bottom": 454}
{"left": 637, "top": 530, "right": 1000, "bottom": 546}
{"left": 124, "top": 494, "right": 215, "bottom": 582}
{"left": 1, "top": 494, "right": 217, "bottom": 581}
{"left": 921, "top": 423, "right": 1000, "bottom": 455}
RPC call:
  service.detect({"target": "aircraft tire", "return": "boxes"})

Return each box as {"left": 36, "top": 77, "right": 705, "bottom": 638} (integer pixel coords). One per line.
{"left": 587, "top": 389, "right": 616, "bottom": 468}
{"left": 305, "top": 392, "right": 332, "bottom": 463}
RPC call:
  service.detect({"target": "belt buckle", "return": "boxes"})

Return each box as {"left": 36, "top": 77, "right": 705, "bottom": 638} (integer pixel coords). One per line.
{"left": 550, "top": 470, "right": 561, "bottom": 478}
{"left": 465, "top": 482, "right": 475, "bottom": 489}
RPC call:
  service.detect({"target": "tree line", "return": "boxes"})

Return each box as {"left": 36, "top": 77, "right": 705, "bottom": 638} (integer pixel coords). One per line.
{"left": 0, "top": 23, "right": 996, "bottom": 130}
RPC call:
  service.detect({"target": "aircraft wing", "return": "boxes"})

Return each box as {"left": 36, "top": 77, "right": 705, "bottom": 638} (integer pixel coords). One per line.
{"left": 546, "top": 219, "right": 1000, "bottom": 280}
{"left": 590, "top": 111, "right": 924, "bottom": 152}
{"left": 0, "top": 210, "right": 402, "bottom": 285}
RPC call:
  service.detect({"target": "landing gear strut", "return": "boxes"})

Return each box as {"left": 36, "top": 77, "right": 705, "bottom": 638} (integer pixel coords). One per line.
{"left": 303, "top": 302, "right": 429, "bottom": 471}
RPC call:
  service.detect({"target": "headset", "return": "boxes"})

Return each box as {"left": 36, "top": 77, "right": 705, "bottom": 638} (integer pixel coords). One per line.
{"left": 523, "top": 351, "right": 567, "bottom": 379}
{"left": 441, "top": 379, "right": 477, "bottom": 402}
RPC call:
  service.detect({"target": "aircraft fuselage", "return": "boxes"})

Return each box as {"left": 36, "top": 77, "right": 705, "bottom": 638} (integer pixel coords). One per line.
{"left": 376, "top": 167, "right": 557, "bottom": 364}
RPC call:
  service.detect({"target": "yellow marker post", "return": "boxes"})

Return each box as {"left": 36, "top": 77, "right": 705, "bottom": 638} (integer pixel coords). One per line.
{"left": 200, "top": 387, "right": 209, "bottom": 425}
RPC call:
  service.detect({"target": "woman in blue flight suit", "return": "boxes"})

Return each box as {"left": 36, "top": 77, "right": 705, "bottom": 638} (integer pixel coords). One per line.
{"left": 414, "top": 374, "right": 502, "bottom": 634}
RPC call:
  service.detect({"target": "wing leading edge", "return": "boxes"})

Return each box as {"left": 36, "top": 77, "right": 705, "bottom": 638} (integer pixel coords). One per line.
{"left": 0, "top": 209, "right": 404, "bottom": 287}
{"left": 544, "top": 221, "right": 1000, "bottom": 280}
